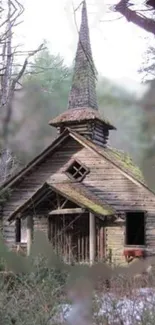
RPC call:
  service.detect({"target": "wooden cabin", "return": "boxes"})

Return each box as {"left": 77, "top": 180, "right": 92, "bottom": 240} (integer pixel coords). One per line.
{"left": 1, "top": 0, "right": 155, "bottom": 265}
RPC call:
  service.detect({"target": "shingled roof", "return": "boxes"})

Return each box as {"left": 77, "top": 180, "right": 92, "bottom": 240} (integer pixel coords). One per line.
{"left": 49, "top": 107, "right": 115, "bottom": 130}
{"left": 7, "top": 181, "right": 115, "bottom": 221}
{"left": 68, "top": 0, "right": 98, "bottom": 110}
{"left": 69, "top": 130, "right": 147, "bottom": 188}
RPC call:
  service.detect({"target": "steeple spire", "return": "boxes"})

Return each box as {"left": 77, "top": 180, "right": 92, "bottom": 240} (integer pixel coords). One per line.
{"left": 68, "top": 0, "right": 98, "bottom": 110}
{"left": 49, "top": 0, "right": 116, "bottom": 146}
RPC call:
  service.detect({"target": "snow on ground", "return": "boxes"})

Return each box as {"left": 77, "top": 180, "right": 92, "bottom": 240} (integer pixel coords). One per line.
{"left": 96, "top": 288, "right": 155, "bottom": 325}
{"left": 51, "top": 288, "right": 155, "bottom": 325}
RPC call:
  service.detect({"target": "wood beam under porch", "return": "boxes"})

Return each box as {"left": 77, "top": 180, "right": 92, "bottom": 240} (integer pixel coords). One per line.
{"left": 49, "top": 208, "right": 85, "bottom": 215}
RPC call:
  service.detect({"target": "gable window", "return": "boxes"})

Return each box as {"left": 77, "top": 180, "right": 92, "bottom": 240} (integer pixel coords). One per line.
{"left": 66, "top": 159, "right": 89, "bottom": 181}
{"left": 126, "top": 211, "right": 145, "bottom": 246}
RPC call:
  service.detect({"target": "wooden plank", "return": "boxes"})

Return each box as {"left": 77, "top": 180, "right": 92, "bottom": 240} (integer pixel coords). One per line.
{"left": 49, "top": 208, "right": 85, "bottom": 215}
{"left": 27, "top": 215, "right": 33, "bottom": 256}
{"left": 89, "top": 212, "right": 96, "bottom": 265}
{"left": 100, "top": 226, "right": 104, "bottom": 260}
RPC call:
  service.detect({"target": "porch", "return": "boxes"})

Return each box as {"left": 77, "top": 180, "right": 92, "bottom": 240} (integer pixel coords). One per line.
{"left": 7, "top": 182, "right": 115, "bottom": 263}
{"left": 14, "top": 209, "right": 108, "bottom": 263}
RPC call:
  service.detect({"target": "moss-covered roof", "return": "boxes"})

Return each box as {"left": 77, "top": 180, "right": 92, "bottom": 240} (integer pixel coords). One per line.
{"left": 70, "top": 129, "right": 147, "bottom": 188}
{"left": 106, "top": 148, "right": 145, "bottom": 183}
{"left": 8, "top": 181, "right": 115, "bottom": 221}
{"left": 49, "top": 107, "right": 115, "bottom": 130}
{"left": 48, "top": 182, "right": 115, "bottom": 216}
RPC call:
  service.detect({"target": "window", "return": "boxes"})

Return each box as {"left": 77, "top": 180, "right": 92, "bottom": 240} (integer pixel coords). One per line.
{"left": 66, "top": 160, "right": 89, "bottom": 181}
{"left": 126, "top": 212, "right": 145, "bottom": 246}
{"left": 15, "top": 218, "right": 27, "bottom": 243}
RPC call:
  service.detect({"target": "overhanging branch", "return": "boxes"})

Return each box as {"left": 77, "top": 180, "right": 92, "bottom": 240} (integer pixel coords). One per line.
{"left": 114, "top": 0, "right": 155, "bottom": 35}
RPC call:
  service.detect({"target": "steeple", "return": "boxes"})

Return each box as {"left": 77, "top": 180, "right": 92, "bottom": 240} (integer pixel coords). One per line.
{"left": 49, "top": 0, "right": 116, "bottom": 147}
{"left": 68, "top": 0, "right": 98, "bottom": 110}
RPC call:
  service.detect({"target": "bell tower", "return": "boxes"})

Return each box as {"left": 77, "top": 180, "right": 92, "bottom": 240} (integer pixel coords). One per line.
{"left": 49, "top": 0, "right": 115, "bottom": 146}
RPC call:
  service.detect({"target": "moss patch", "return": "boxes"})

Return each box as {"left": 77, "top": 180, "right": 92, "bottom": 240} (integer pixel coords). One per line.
{"left": 49, "top": 182, "right": 115, "bottom": 216}
{"left": 109, "top": 148, "right": 144, "bottom": 183}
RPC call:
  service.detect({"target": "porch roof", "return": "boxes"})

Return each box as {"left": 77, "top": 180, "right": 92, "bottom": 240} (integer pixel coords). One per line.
{"left": 48, "top": 182, "right": 115, "bottom": 217}
{"left": 8, "top": 181, "right": 115, "bottom": 222}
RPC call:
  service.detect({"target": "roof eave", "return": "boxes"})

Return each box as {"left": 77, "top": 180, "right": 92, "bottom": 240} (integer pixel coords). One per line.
{"left": 0, "top": 128, "right": 70, "bottom": 192}
{"left": 49, "top": 117, "right": 116, "bottom": 130}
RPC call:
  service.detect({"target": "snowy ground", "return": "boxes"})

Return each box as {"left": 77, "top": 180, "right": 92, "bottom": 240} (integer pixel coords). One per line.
{"left": 51, "top": 288, "right": 155, "bottom": 325}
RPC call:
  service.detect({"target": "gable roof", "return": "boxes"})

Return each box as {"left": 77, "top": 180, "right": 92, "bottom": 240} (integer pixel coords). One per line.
{"left": 48, "top": 182, "right": 115, "bottom": 217}
{"left": 0, "top": 128, "right": 154, "bottom": 202}
{"left": 68, "top": 130, "right": 153, "bottom": 193}
{"left": 0, "top": 128, "right": 70, "bottom": 192}
{"left": 8, "top": 181, "right": 115, "bottom": 221}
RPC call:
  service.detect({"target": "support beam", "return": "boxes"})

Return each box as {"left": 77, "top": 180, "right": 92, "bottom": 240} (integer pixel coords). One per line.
{"left": 26, "top": 215, "right": 33, "bottom": 256}
{"left": 89, "top": 212, "right": 96, "bottom": 265}
{"left": 49, "top": 208, "right": 85, "bottom": 215}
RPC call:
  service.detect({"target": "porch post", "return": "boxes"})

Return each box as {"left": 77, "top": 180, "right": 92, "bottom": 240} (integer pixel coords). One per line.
{"left": 89, "top": 212, "right": 96, "bottom": 265}
{"left": 27, "top": 215, "right": 33, "bottom": 256}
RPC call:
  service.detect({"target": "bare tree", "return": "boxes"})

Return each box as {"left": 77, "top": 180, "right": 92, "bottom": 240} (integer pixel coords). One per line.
{"left": 0, "top": 0, "right": 44, "bottom": 148}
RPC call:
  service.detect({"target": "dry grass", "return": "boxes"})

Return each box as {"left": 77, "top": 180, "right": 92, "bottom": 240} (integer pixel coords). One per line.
{"left": 0, "top": 260, "right": 155, "bottom": 325}
{"left": 1, "top": 233, "right": 155, "bottom": 324}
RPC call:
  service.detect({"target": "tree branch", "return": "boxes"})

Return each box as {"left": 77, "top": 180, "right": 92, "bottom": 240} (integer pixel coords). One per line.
{"left": 114, "top": 0, "right": 155, "bottom": 35}
{"left": 2, "top": 43, "right": 45, "bottom": 143}
{"left": 11, "top": 43, "right": 44, "bottom": 87}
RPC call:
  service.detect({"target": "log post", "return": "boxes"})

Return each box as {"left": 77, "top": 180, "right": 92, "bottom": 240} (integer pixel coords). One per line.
{"left": 89, "top": 212, "right": 96, "bottom": 265}
{"left": 27, "top": 215, "right": 33, "bottom": 256}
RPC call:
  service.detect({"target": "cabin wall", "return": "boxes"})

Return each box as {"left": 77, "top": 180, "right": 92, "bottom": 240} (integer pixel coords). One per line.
{"left": 59, "top": 123, "right": 91, "bottom": 138}
{"left": 2, "top": 138, "right": 83, "bottom": 244}
{"left": 104, "top": 223, "right": 125, "bottom": 265}
{"left": 3, "top": 219, "right": 16, "bottom": 248}
{"left": 74, "top": 145, "right": 155, "bottom": 257}
{"left": 2, "top": 136, "right": 155, "bottom": 259}
{"left": 59, "top": 122, "right": 109, "bottom": 147}
{"left": 92, "top": 121, "right": 109, "bottom": 147}
{"left": 145, "top": 212, "right": 155, "bottom": 255}
{"left": 33, "top": 216, "right": 48, "bottom": 236}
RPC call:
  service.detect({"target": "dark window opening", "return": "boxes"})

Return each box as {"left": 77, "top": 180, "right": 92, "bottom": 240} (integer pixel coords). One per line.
{"left": 66, "top": 160, "right": 89, "bottom": 181}
{"left": 15, "top": 218, "right": 27, "bottom": 243}
{"left": 15, "top": 218, "right": 21, "bottom": 242}
{"left": 126, "top": 212, "right": 145, "bottom": 246}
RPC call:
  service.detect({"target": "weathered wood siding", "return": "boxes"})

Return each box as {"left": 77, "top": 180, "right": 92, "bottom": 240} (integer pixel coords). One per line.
{"left": 2, "top": 138, "right": 83, "bottom": 243}
{"left": 34, "top": 216, "right": 48, "bottom": 237}
{"left": 3, "top": 219, "right": 16, "bottom": 248}
{"left": 92, "top": 121, "right": 109, "bottom": 147}
{"left": 105, "top": 224, "right": 125, "bottom": 265}
{"left": 59, "top": 121, "right": 109, "bottom": 147}
{"left": 2, "top": 136, "right": 155, "bottom": 262}
{"left": 78, "top": 146, "right": 155, "bottom": 260}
